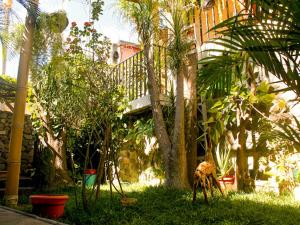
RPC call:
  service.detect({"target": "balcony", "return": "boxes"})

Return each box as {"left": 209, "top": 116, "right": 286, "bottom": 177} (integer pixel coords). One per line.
{"left": 111, "top": 45, "right": 172, "bottom": 114}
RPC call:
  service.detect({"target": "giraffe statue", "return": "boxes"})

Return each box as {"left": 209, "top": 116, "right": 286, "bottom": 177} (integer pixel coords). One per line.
{"left": 193, "top": 129, "right": 224, "bottom": 204}
{"left": 192, "top": 161, "right": 224, "bottom": 204}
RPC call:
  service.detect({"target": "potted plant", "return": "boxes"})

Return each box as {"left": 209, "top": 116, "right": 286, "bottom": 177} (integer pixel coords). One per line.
{"left": 30, "top": 194, "right": 69, "bottom": 219}
{"left": 215, "top": 144, "right": 235, "bottom": 187}
{"left": 83, "top": 168, "right": 97, "bottom": 188}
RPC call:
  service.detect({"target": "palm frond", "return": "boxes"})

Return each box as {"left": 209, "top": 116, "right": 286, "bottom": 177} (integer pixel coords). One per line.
{"left": 161, "top": 1, "right": 193, "bottom": 71}
{"left": 198, "top": 52, "right": 244, "bottom": 97}
{"left": 202, "top": 0, "right": 300, "bottom": 97}
{"left": 118, "top": 0, "right": 159, "bottom": 46}
{"left": 259, "top": 115, "right": 300, "bottom": 151}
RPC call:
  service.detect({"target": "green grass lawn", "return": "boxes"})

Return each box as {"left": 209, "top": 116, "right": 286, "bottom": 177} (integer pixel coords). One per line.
{"left": 18, "top": 184, "right": 300, "bottom": 225}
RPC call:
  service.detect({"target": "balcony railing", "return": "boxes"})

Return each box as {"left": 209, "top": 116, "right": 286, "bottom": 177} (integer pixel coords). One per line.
{"left": 182, "top": 0, "right": 247, "bottom": 44}
{"left": 112, "top": 45, "right": 170, "bottom": 102}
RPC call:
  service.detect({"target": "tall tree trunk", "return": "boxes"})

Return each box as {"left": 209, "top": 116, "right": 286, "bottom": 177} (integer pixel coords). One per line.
{"left": 185, "top": 53, "right": 198, "bottom": 187}
{"left": 4, "top": 1, "right": 37, "bottom": 206}
{"left": 40, "top": 109, "right": 72, "bottom": 186}
{"left": 251, "top": 120, "right": 259, "bottom": 179}
{"left": 144, "top": 44, "right": 172, "bottom": 186}
{"left": 236, "top": 107, "right": 249, "bottom": 191}
{"left": 171, "top": 65, "right": 189, "bottom": 188}
{"left": 46, "top": 126, "right": 72, "bottom": 186}
{"left": 95, "top": 124, "right": 111, "bottom": 200}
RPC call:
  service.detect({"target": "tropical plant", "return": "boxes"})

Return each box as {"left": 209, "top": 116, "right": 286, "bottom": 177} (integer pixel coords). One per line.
{"left": 215, "top": 143, "right": 233, "bottom": 178}
{"left": 203, "top": 0, "right": 300, "bottom": 97}
{"left": 199, "top": 52, "right": 281, "bottom": 190}
{"left": 197, "top": 0, "right": 300, "bottom": 191}
{"left": 260, "top": 148, "right": 297, "bottom": 195}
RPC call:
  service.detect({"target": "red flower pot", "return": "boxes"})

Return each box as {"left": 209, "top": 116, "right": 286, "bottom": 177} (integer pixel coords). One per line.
{"left": 84, "top": 169, "right": 97, "bottom": 174}
{"left": 30, "top": 194, "right": 69, "bottom": 219}
{"left": 220, "top": 175, "right": 235, "bottom": 184}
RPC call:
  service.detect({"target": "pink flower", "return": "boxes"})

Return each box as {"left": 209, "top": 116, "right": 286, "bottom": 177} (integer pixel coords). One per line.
{"left": 71, "top": 22, "right": 77, "bottom": 27}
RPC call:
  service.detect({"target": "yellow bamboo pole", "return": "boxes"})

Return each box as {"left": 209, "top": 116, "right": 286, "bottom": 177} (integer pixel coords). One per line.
{"left": 4, "top": 0, "right": 38, "bottom": 206}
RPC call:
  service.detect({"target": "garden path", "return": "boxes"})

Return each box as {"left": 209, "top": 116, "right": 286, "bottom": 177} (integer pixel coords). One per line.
{"left": 0, "top": 206, "right": 67, "bottom": 225}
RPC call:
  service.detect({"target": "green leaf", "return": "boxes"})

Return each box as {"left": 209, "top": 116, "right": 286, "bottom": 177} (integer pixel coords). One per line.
{"left": 257, "top": 81, "right": 270, "bottom": 93}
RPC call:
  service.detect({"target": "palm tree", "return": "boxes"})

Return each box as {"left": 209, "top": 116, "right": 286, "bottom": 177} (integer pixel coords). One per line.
{"left": 162, "top": 0, "right": 192, "bottom": 188}
{"left": 119, "top": 0, "right": 174, "bottom": 186}
{"left": 119, "top": 0, "right": 196, "bottom": 188}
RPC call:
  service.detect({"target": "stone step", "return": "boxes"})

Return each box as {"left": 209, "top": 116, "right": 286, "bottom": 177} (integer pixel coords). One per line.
{"left": 0, "top": 171, "right": 33, "bottom": 189}
{"left": 0, "top": 186, "right": 35, "bottom": 197}
{"left": 0, "top": 176, "right": 32, "bottom": 181}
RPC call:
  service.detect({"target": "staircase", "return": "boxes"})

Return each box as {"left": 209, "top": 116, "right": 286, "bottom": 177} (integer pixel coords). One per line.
{"left": 0, "top": 171, "right": 34, "bottom": 197}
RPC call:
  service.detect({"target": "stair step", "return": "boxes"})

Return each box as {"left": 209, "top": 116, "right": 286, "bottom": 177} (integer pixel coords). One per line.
{"left": 0, "top": 187, "right": 34, "bottom": 191}
{"left": 0, "top": 187, "right": 35, "bottom": 197}
{"left": 0, "top": 172, "right": 33, "bottom": 189}
{"left": 0, "top": 176, "right": 32, "bottom": 181}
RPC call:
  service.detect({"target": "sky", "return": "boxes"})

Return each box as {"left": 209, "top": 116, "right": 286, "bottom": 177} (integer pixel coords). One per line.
{"left": 3, "top": 0, "right": 138, "bottom": 77}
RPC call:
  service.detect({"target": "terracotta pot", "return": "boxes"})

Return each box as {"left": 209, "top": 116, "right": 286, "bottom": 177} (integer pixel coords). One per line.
{"left": 30, "top": 194, "right": 69, "bottom": 219}
{"left": 219, "top": 175, "right": 235, "bottom": 184}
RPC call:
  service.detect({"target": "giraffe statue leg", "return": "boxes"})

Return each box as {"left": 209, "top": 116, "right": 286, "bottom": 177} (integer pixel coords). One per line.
{"left": 209, "top": 175, "right": 214, "bottom": 197}
{"left": 201, "top": 176, "right": 209, "bottom": 204}
{"left": 212, "top": 174, "right": 224, "bottom": 196}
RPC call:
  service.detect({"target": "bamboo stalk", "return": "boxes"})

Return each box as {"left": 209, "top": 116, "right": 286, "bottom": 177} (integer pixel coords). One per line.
{"left": 4, "top": 0, "right": 38, "bottom": 206}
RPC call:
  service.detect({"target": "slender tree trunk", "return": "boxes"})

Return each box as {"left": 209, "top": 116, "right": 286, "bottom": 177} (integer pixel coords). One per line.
{"left": 252, "top": 150, "right": 259, "bottom": 179}
{"left": 185, "top": 54, "right": 198, "bottom": 187}
{"left": 95, "top": 124, "right": 111, "bottom": 200}
{"left": 236, "top": 106, "right": 249, "bottom": 191}
{"left": 171, "top": 65, "right": 189, "bottom": 188}
{"left": 4, "top": 1, "right": 37, "bottom": 206}
{"left": 144, "top": 44, "right": 172, "bottom": 186}
{"left": 251, "top": 118, "right": 259, "bottom": 179}
{"left": 82, "top": 126, "right": 96, "bottom": 212}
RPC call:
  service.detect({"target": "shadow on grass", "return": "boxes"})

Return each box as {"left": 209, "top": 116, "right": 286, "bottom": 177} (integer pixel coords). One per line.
{"left": 54, "top": 186, "right": 300, "bottom": 225}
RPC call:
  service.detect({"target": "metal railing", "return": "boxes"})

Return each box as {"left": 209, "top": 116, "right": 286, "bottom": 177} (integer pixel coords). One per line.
{"left": 112, "top": 45, "right": 170, "bottom": 101}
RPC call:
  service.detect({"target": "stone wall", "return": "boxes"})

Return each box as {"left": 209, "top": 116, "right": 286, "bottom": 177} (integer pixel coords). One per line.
{"left": 0, "top": 111, "right": 34, "bottom": 172}
{"left": 118, "top": 137, "right": 163, "bottom": 185}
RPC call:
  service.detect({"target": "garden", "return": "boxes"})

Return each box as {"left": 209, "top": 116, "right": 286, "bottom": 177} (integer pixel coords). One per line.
{"left": 0, "top": 0, "right": 300, "bottom": 224}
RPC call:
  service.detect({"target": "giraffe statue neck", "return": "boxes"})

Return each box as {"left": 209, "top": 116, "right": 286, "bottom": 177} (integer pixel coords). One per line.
{"left": 205, "top": 149, "right": 215, "bottom": 165}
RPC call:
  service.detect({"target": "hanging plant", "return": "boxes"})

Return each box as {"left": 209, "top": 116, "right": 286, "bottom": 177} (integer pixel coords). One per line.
{"left": 47, "top": 11, "right": 69, "bottom": 34}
